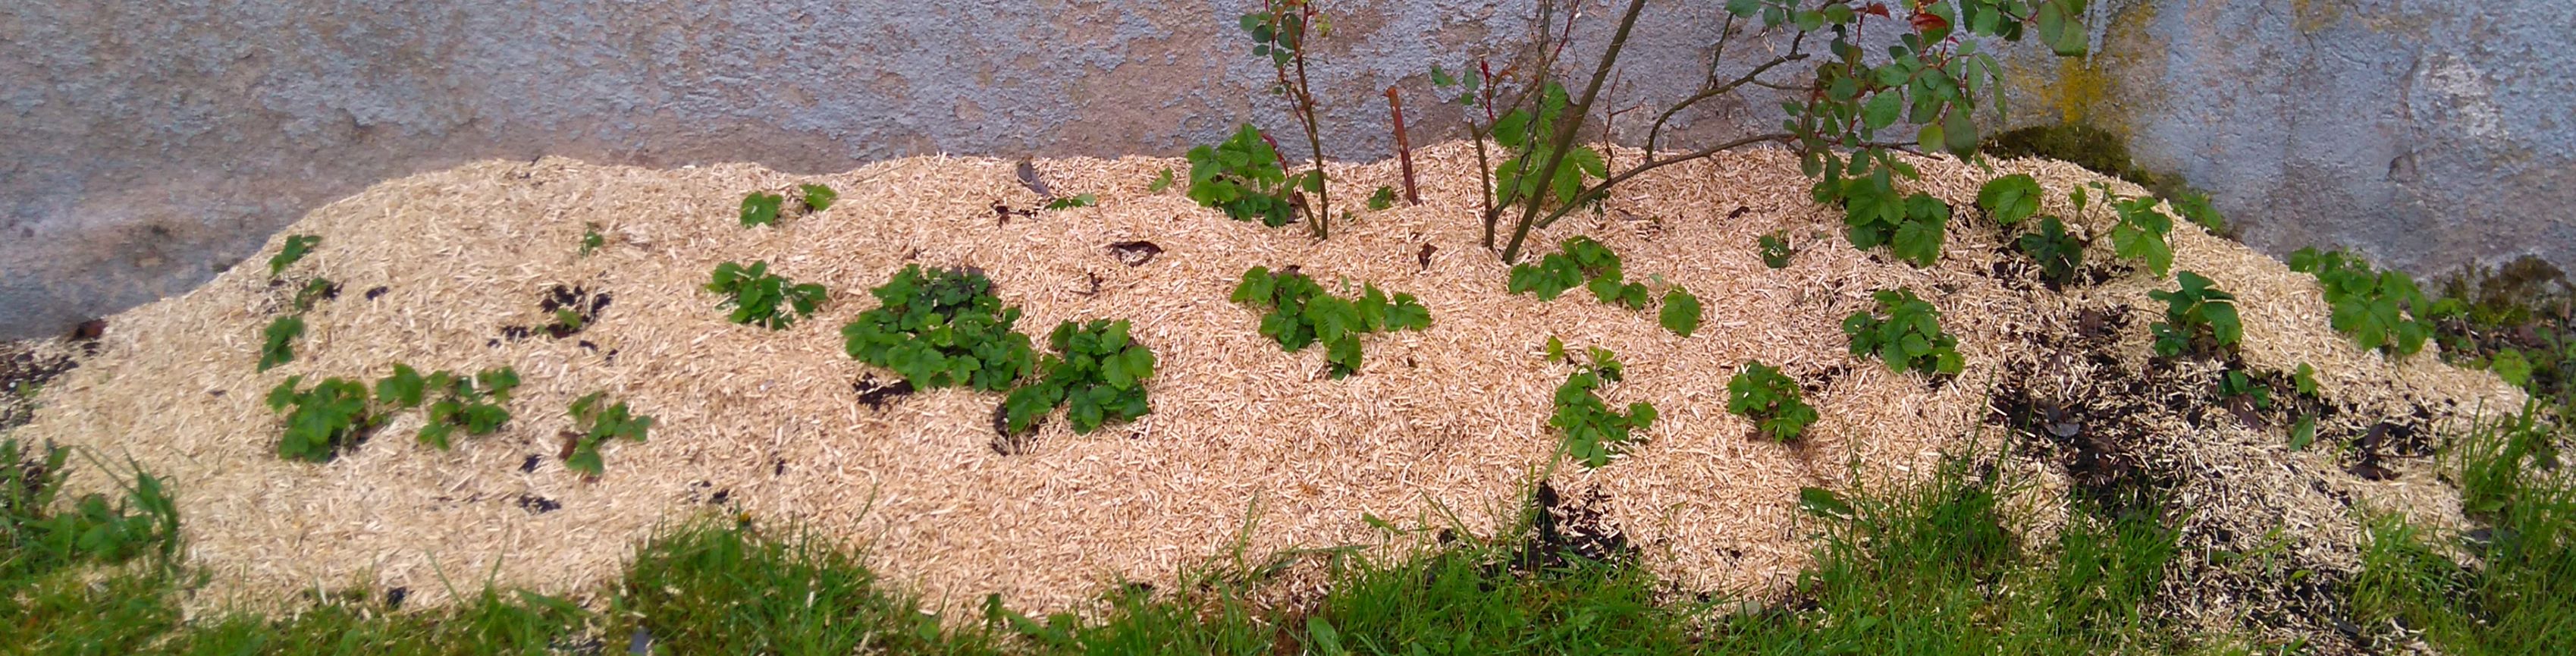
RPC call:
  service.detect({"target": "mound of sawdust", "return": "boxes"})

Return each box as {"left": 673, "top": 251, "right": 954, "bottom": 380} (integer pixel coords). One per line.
{"left": 8, "top": 141, "right": 2520, "bottom": 628}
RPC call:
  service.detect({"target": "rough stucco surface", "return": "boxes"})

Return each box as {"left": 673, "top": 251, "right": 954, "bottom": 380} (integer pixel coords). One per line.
{"left": 1, "top": 0, "right": 2568, "bottom": 338}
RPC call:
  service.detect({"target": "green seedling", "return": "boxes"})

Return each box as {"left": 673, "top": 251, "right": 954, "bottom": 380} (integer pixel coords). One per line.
{"left": 1231, "top": 265, "right": 1431, "bottom": 378}
{"left": 566, "top": 391, "right": 654, "bottom": 477}
{"left": 705, "top": 261, "right": 827, "bottom": 330}
{"left": 1660, "top": 287, "right": 1704, "bottom": 338}
{"left": 739, "top": 192, "right": 785, "bottom": 228}
{"left": 842, "top": 265, "right": 1037, "bottom": 392}
{"left": 1550, "top": 345, "right": 1657, "bottom": 468}
{"left": 266, "top": 375, "right": 372, "bottom": 463}
{"left": 799, "top": 184, "right": 837, "bottom": 212}
{"left": 2289, "top": 247, "right": 2447, "bottom": 356}
{"left": 1367, "top": 186, "right": 1398, "bottom": 211}
{"left": 1837, "top": 171, "right": 1950, "bottom": 267}
{"left": 1976, "top": 174, "right": 2044, "bottom": 225}
{"left": 2149, "top": 271, "right": 2243, "bottom": 357}
{"left": 1000, "top": 319, "right": 1159, "bottom": 435}
{"left": 1147, "top": 168, "right": 1175, "bottom": 193}
{"left": 1843, "top": 288, "right": 1964, "bottom": 376}
{"left": 2016, "top": 216, "right": 2085, "bottom": 287}
{"left": 579, "top": 224, "right": 604, "bottom": 256}
{"left": 1043, "top": 193, "right": 1097, "bottom": 210}
{"left": 1759, "top": 232, "right": 1795, "bottom": 268}
{"left": 1727, "top": 360, "right": 1816, "bottom": 442}
{"left": 268, "top": 234, "right": 320, "bottom": 278}
{"left": 258, "top": 315, "right": 305, "bottom": 372}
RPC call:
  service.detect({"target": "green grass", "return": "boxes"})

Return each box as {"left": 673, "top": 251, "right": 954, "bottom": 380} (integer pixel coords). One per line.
{"left": 6, "top": 416, "right": 2571, "bottom": 654}
{"left": 2350, "top": 404, "right": 2576, "bottom": 655}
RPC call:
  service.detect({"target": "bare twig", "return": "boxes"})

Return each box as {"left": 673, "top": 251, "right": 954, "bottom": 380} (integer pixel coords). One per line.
{"left": 1385, "top": 86, "right": 1420, "bottom": 205}
{"left": 1500, "top": 0, "right": 1650, "bottom": 263}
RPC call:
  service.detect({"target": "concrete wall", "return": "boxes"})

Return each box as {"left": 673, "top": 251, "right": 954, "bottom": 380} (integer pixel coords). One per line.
{"left": 3, "top": 0, "right": 2568, "bottom": 338}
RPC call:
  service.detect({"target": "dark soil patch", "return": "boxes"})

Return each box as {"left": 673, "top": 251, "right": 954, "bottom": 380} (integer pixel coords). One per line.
{"left": 1514, "top": 482, "right": 1632, "bottom": 572}
{"left": 1106, "top": 240, "right": 1163, "bottom": 267}
{"left": 514, "top": 494, "right": 561, "bottom": 515}
{"left": 852, "top": 375, "right": 915, "bottom": 410}
{"left": 538, "top": 284, "right": 611, "bottom": 338}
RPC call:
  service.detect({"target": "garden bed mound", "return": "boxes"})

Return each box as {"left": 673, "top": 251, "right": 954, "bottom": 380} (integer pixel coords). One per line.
{"left": 5, "top": 141, "right": 2520, "bottom": 627}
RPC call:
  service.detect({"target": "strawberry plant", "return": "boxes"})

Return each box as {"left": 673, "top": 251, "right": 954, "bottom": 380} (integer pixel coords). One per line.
{"left": 258, "top": 314, "right": 304, "bottom": 372}
{"left": 1367, "top": 186, "right": 1398, "bottom": 211}
{"left": 2016, "top": 216, "right": 2085, "bottom": 288}
{"left": 1976, "top": 174, "right": 2044, "bottom": 225}
{"left": 566, "top": 391, "right": 654, "bottom": 477}
{"left": 739, "top": 192, "right": 785, "bottom": 228}
{"left": 2068, "top": 183, "right": 2176, "bottom": 278}
{"left": 1186, "top": 124, "right": 1300, "bottom": 228}
{"left": 1548, "top": 344, "right": 1657, "bottom": 468}
{"left": 1230, "top": 265, "right": 1431, "bottom": 378}
{"left": 579, "top": 223, "right": 604, "bottom": 256}
{"left": 2149, "top": 271, "right": 2243, "bottom": 357}
{"left": 375, "top": 364, "right": 520, "bottom": 450}
{"left": 2217, "top": 369, "right": 2271, "bottom": 410}
{"left": 705, "top": 261, "right": 827, "bottom": 330}
{"left": 1759, "top": 232, "right": 1795, "bottom": 269}
{"left": 265, "top": 375, "right": 373, "bottom": 463}
{"left": 1660, "top": 287, "right": 1705, "bottom": 338}
{"left": 2288, "top": 247, "right": 2447, "bottom": 356}
{"left": 1837, "top": 173, "right": 1950, "bottom": 267}
{"left": 1508, "top": 237, "right": 1702, "bottom": 336}
{"left": 842, "top": 265, "right": 1037, "bottom": 392}
{"left": 1727, "top": 361, "right": 1817, "bottom": 443}
{"left": 1842, "top": 288, "right": 1964, "bottom": 375}
{"left": 293, "top": 278, "right": 338, "bottom": 312}
{"left": 268, "top": 234, "right": 319, "bottom": 278}
{"left": 1000, "top": 319, "right": 1158, "bottom": 436}
{"left": 799, "top": 183, "right": 838, "bottom": 212}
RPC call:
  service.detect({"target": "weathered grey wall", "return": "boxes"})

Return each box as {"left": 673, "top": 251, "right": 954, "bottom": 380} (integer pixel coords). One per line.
{"left": 2, "top": 0, "right": 2568, "bottom": 338}
{"left": 2003, "top": 0, "right": 2576, "bottom": 287}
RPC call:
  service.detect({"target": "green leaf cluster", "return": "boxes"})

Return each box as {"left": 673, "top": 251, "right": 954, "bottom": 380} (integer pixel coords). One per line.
{"left": 293, "top": 278, "right": 337, "bottom": 312}
{"left": 1842, "top": 288, "right": 1964, "bottom": 376}
{"left": 706, "top": 261, "right": 827, "bottom": 331}
{"left": 2289, "top": 247, "right": 2446, "bottom": 356}
{"left": 580, "top": 224, "right": 604, "bottom": 256}
{"left": 2014, "top": 216, "right": 2085, "bottom": 287}
{"left": 1508, "top": 237, "right": 1702, "bottom": 337}
{"left": 265, "top": 375, "right": 372, "bottom": 463}
{"left": 373, "top": 364, "right": 521, "bottom": 450}
{"left": 1231, "top": 265, "right": 1432, "bottom": 378}
{"left": 1002, "top": 320, "right": 1159, "bottom": 436}
{"left": 1976, "top": 174, "right": 2044, "bottom": 225}
{"left": 2063, "top": 183, "right": 2177, "bottom": 278}
{"left": 1042, "top": 193, "right": 1097, "bottom": 210}
{"left": 258, "top": 314, "right": 304, "bottom": 372}
{"left": 1727, "top": 361, "right": 1817, "bottom": 443}
{"left": 268, "top": 234, "right": 319, "bottom": 278}
{"left": 1549, "top": 345, "right": 1657, "bottom": 468}
{"left": 1759, "top": 232, "right": 1795, "bottom": 269}
{"left": 1238, "top": 8, "right": 1310, "bottom": 67}
{"left": 842, "top": 265, "right": 1037, "bottom": 393}
{"left": 2148, "top": 271, "right": 2243, "bottom": 357}
{"left": 739, "top": 191, "right": 784, "bottom": 227}
{"left": 799, "top": 183, "right": 838, "bottom": 212}
{"left": 1835, "top": 171, "right": 1950, "bottom": 267}
{"left": 566, "top": 391, "right": 654, "bottom": 477}
{"left": 1185, "top": 124, "right": 1299, "bottom": 228}
{"left": 1492, "top": 83, "right": 1607, "bottom": 212}
{"left": 2217, "top": 369, "right": 2271, "bottom": 409}
{"left": 1366, "top": 186, "right": 1398, "bottom": 211}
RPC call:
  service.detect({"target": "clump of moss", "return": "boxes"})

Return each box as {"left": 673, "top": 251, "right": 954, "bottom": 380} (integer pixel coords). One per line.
{"left": 2432, "top": 256, "right": 2576, "bottom": 406}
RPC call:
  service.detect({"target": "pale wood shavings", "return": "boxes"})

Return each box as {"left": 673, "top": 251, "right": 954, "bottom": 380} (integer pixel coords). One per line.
{"left": 8, "top": 143, "right": 2519, "bottom": 629}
